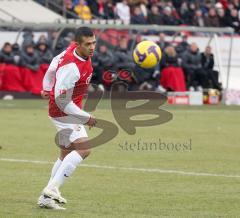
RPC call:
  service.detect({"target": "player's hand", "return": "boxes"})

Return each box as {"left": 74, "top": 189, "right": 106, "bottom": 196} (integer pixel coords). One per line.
{"left": 86, "top": 116, "right": 97, "bottom": 129}
{"left": 41, "top": 90, "right": 50, "bottom": 99}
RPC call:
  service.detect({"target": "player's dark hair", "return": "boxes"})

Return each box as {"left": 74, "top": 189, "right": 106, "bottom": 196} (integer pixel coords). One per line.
{"left": 75, "top": 27, "right": 94, "bottom": 43}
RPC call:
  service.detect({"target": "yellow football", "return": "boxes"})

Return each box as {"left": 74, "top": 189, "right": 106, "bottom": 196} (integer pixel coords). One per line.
{"left": 133, "top": 40, "right": 162, "bottom": 69}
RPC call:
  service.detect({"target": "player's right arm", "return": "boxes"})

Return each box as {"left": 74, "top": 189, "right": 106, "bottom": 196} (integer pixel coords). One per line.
{"left": 54, "top": 63, "right": 96, "bottom": 127}
{"left": 41, "top": 51, "right": 66, "bottom": 99}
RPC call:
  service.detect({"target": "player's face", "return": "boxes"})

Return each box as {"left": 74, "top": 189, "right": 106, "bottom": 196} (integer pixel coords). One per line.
{"left": 77, "top": 36, "right": 96, "bottom": 58}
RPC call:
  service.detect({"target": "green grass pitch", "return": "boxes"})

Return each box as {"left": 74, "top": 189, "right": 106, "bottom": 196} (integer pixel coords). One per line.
{"left": 0, "top": 99, "right": 240, "bottom": 217}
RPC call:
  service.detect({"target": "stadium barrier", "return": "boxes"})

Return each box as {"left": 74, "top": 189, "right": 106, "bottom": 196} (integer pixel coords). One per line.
{"left": 0, "top": 64, "right": 48, "bottom": 94}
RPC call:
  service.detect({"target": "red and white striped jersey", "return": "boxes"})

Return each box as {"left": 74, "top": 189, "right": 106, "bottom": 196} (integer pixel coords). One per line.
{"left": 43, "top": 42, "right": 93, "bottom": 121}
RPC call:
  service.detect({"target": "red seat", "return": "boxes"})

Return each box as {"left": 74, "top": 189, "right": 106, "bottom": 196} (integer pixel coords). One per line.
{"left": 20, "top": 66, "right": 36, "bottom": 92}
{"left": 31, "top": 64, "right": 49, "bottom": 95}
{"left": 0, "top": 64, "right": 25, "bottom": 92}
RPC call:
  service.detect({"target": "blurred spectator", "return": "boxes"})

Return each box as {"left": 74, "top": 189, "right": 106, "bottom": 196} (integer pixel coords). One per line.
{"left": 72, "top": 0, "right": 80, "bottom": 7}
{"left": 131, "top": 6, "right": 147, "bottom": 24}
{"left": 160, "top": 46, "right": 186, "bottom": 91}
{"left": 201, "top": 46, "right": 214, "bottom": 70}
{"left": 179, "top": 1, "right": 190, "bottom": 24}
{"left": 215, "top": 2, "right": 224, "bottom": 11}
{"left": 47, "top": 30, "right": 72, "bottom": 55}
{"left": 46, "top": 30, "right": 64, "bottom": 55}
{"left": 89, "top": 0, "right": 105, "bottom": 18}
{"left": 157, "top": 33, "right": 170, "bottom": 51}
{"left": 0, "top": 42, "right": 15, "bottom": 64}
{"left": 226, "top": 8, "right": 240, "bottom": 33}
{"left": 127, "top": 33, "right": 141, "bottom": 50}
{"left": 201, "top": 0, "right": 213, "bottom": 16}
{"left": 225, "top": 2, "right": 235, "bottom": 17}
{"left": 180, "top": 2, "right": 196, "bottom": 25}
{"left": 138, "top": 0, "right": 148, "bottom": 19}
{"left": 47, "top": 30, "right": 59, "bottom": 50}
{"left": 204, "top": 8, "right": 220, "bottom": 27}
{"left": 104, "top": 0, "right": 115, "bottom": 19}
{"left": 54, "top": 39, "right": 65, "bottom": 56}
{"left": 161, "top": 46, "right": 180, "bottom": 68}
{"left": 90, "top": 0, "right": 115, "bottom": 19}
{"left": 97, "top": 44, "right": 115, "bottom": 67}
{"left": 232, "top": 0, "right": 240, "bottom": 10}
{"left": 192, "top": 9, "right": 205, "bottom": 27}
{"left": 12, "top": 43, "right": 21, "bottom": 65}
{"left": 20, "top": 44, "right": 39, "bottom": 71}
{"left": 172, "top": 0, "right": 184, "bottom": 10}
{"left": 38, "top": 34, "right": 48, "bottom": 44}
{"left": 147, "top": 5, "right": 163, "bottom": 25}
{"left": 65, "top": 0, "right": 78, "bottom": 18}
{"left": 165, "top": 0, "right": 181, "bottom": 19}
{"left": 63, "top": 32, "right": 75, "bottom": 48}
{"left": 182, "top": 42, "right": 209, "bottom": 90}
{"left": 162, "top": 6, "right": 179, "bottom": 26}
{"left": 148, "top": 0, "right": 164, "bottom": 9}
{"left": 115, "top": 0, "right": 130, "bottom": 24}
{"left": 217, "top": 8, "right": 228, "bottom": 27}
{"left": 36, "top": 42, "right": 53, "bottom": 64}
{"left": 201, "top": 46, "right": 222, "bottom": 90}
{"left": 115, "top": 37, "right": 135, "bottom": 70}
{"left": 22, "top": 30, "right": 35, "bottom": 50}
{"left": 219, "top": 0, "right": 229, "bottom": 10}
{"left": 94, "top": 44, "right": 115, "bottom": 84}
{"left": 74, "top": 0, "right": 92, "bottom": 20}
{"left": 87, "top": 0, "right": 98, "bottom": 16}
{"left": 176, "top": 35, "right": 189, "bottom": 54}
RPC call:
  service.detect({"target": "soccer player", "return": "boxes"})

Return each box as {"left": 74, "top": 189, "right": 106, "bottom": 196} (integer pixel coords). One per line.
{"left": 38, "top": 27, "right": 97, "bottom": 210}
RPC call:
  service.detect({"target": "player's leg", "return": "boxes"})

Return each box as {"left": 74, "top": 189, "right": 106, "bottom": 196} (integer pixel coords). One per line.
{"left": 45, "top": 118, "right": 73, "bottom": 185}
{"left": 38, "top": 148, "right": 70, "bottom": 207}
{"left": 46, "top": 138, "right": 90, "bottom": 190}
{"left": 44, "top": 149, "right": 72, "bottom": 203}
{"left": 38, "top": 119, "right": 75, "bottom": 208}
{"left": 46, "top": 158, "right": 62, "bottom": 186}
{"left": 48, "top": 149, "right": 72, "bottom": 184}
{"left": 43, "top": 127, "right": 91, "bottom": 204}
{"left": 42, "top": 140, "right": 90, "bottom": 204}
{"left": 41, "top": 121, "right": 89, "bottom": 207}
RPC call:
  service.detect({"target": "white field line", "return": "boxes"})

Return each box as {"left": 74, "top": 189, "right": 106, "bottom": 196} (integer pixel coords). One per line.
{"left": 0, "top": 157, "right": 240, "bottom": 178}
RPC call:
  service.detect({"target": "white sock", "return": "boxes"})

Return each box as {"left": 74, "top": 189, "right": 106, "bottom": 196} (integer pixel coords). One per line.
{"left": 48, "top": 151, "right": 83, "bottom": 189}
{"left": 47, "top": 158, "right": 62, "bottom": 186}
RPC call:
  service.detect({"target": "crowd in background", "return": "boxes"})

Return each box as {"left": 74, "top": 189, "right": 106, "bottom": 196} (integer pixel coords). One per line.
{"left": 91, "top": 32, "right": 221, "bottom": 92}
{"left": 0, "top": 29, "right": 222, "bottom": 93}
{"left": 0, "top": 32, "right": 53, "bottom": 71}
{"left": 36, "top": 0, "right": 240, "bottom": 33}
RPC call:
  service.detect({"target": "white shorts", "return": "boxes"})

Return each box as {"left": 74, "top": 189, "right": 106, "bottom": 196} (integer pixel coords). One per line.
{"left": 50, "top": 116, "right": 88, "bottom": 148}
